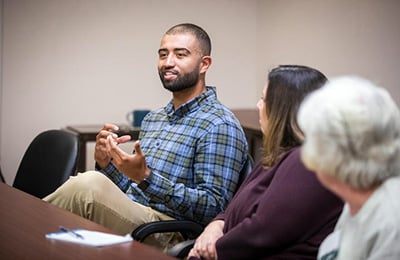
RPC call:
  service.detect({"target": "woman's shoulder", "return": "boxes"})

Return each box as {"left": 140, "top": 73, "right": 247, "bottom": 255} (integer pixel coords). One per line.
{"left": 248, "top": 147, "right": 311, "bottom": 183}
{"left": 278, "top": 147, "right": 303, "bottom": 167}
{"left": 274, "top": 147, "right": 318, "bottom": 181}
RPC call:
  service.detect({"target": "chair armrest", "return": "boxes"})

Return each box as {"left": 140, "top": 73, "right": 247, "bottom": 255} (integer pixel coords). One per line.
{"left": 131, "top": 220, "right": 204, "bottom": 242}
{"left": 167, "top": 239, "right": 196, "bottom": 258}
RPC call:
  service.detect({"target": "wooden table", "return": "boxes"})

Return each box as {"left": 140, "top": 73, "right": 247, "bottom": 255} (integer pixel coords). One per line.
{"left": 64, "top": 109, "right": 262, "bottom": 173}
{"left": 64, "top": 124, "right": 140, "bottom": 173}
{"left": 0, "top": 182, "right": 175, "bottom": 259}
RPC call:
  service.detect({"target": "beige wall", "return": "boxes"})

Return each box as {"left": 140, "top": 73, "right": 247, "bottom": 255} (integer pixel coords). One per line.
{"left": 0, "top": 0, "right": 259, "bottom": 183}
{"left": 257, "top": 0, "right": 400, "bottom": 92}
{"left": 1, "top": 0, "right": 399, "bottom": 184}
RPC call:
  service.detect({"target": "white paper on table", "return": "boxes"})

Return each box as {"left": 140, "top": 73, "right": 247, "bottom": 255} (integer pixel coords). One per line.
{"left": 45, "top": 229, "right": 133, "bottom": 247}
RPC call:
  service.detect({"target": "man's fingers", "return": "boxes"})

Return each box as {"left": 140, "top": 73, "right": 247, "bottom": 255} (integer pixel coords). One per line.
{"left": 97, "top": 123, "right": 119, "bottom": 141}
{"left": 107, "top": 135, "right": 129, "bottom": 163}
{"left": 117, "top": 135, "right": 131, "bottom": 144}
{"left": 102, "top": 123, "right": 119, "bottom": 132}
{"left": 106, "top": 135, "right": 119, "bottom": 156}
{"left": 97, "top": 129, "right": 118, "bottom": 143}
{"left": 133, "top": 141, "right": 144, "bottom": 156}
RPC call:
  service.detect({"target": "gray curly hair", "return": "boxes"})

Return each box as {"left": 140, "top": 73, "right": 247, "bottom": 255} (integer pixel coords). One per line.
{"left": 298, "top": 76, "right": 400, "bottom": 190}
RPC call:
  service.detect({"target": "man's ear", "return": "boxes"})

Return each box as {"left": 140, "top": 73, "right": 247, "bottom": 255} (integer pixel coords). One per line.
{"left": 200, "top": 56, "right": 212, "bottom": 74}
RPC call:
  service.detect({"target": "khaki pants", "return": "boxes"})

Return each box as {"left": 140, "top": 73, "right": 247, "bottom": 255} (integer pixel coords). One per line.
{"left": 43, "top": 171, "right": 181, "bottom": 250}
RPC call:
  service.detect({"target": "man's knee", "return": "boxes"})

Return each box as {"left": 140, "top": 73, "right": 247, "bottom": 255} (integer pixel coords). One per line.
{"left": 69, "top": 171, "right": 110, "bottom": 191}
{"left": 44, "top": 171, "right": 108, "bottom": 202}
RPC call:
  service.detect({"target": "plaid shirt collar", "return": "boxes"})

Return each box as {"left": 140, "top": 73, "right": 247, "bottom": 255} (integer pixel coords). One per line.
{"left": 164, "top": 86, "right": 216, "bottom": 121}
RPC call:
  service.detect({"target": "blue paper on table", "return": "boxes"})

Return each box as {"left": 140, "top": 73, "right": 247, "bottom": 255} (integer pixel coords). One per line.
{"left": 45, "top": 229, "right": 133, "bottom": 247}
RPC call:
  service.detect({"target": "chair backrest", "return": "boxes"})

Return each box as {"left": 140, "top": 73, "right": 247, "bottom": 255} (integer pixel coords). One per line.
{"left": 133, "top": 154, "right": 254, "bottom": 243}
{"left": 13, "top": 129, "right": 79, "bottom": 198}
{"left": 236, "top": 153, "right": 254, "bottom": 191}
{"left": 0, "top": 164, "right": 5, "bottom": 183}
{"left": 164, "top": 153, "right": 254, "bottom": 258}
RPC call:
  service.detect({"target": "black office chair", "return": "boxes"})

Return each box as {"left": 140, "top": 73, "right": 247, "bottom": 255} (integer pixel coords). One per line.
{"left": 13, "top": 129, "right": 79, "bottom": 198}
{"left": 0, "top": 165, "right": 5, "bottom": 183}
{"left": 131, "top": 154, "right": 254, "bottom": 259}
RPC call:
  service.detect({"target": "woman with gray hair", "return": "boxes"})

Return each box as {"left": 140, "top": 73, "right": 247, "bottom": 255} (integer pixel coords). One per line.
{"left": 298, "top": 76, "right": 400, "bottom": 259}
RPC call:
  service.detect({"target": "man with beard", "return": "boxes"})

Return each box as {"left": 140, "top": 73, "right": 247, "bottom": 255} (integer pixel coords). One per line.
{"left": 44, "top": 23, "right": 248, "bottom": 250}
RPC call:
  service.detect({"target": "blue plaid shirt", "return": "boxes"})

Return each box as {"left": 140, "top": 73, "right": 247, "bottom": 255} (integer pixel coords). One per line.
{"left": 99, "top": 87, "right": 248, "bottom": 225}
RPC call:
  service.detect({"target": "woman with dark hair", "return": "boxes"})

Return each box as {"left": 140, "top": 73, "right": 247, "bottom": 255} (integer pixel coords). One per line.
{"left": 188, "top": 65, "right": 343, "bottom": 260}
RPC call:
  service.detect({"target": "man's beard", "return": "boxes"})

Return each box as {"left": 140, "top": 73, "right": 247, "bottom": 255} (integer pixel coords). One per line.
{"left": 159, "top": 64, "right": 200, "bottom": 92}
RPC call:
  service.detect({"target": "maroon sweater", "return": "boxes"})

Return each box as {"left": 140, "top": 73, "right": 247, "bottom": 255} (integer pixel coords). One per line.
{"left": 213, "top": 148, "right": 343, "bottom": 259}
